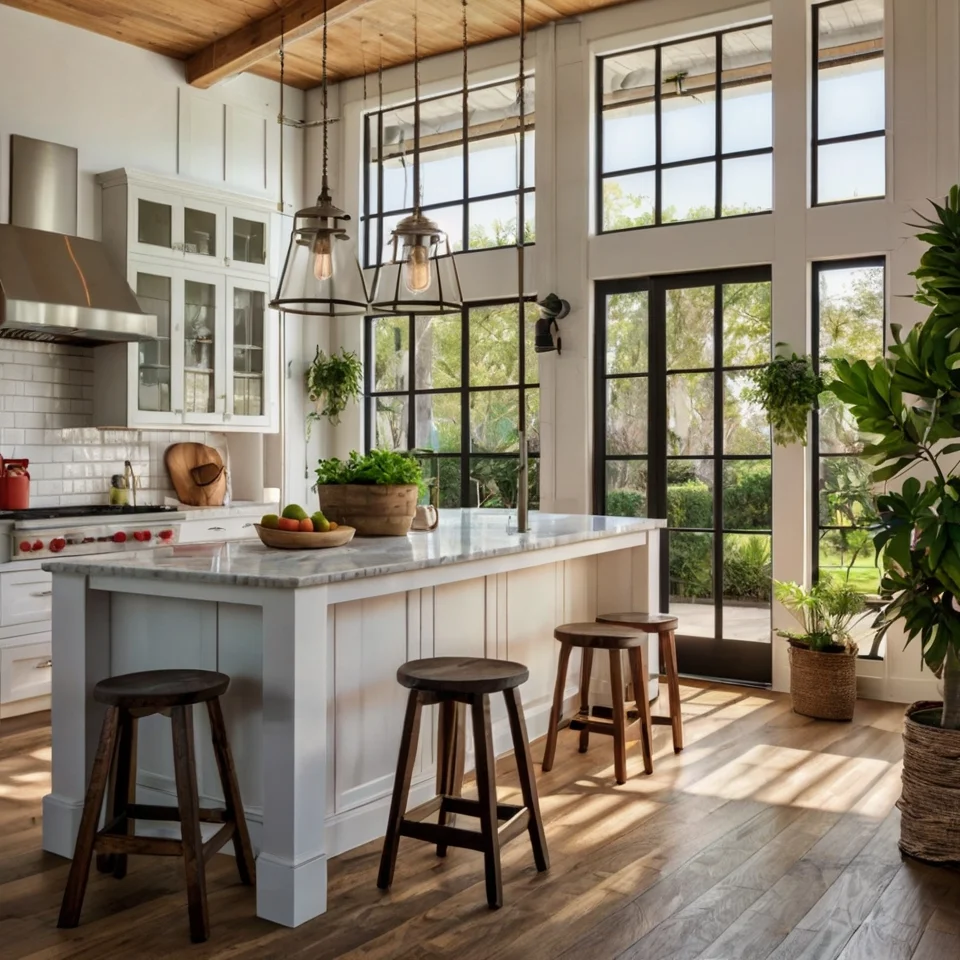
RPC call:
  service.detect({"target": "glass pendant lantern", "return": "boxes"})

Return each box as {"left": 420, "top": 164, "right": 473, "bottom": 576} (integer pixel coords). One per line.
{"left": 270, "top": 0, "right": 370, "bottom": 316}
{"left": 370, "top": 1, "right": 464, "bottom": 316}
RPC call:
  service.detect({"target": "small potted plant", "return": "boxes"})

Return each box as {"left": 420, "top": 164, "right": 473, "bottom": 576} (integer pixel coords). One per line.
{"left": 825, "top": 186, "right": 960, "bottom": 864}
{"left": 775, "top": 578, "right": 865, "bottom": 721}
{"left": 746, "top": 344, "right": 822, "bottom": 446}
{"left": 305, "top": 346, "right": 362, "bottom": 438}
{"left": 315, "top": 450, "right": 425, "bottom": 536}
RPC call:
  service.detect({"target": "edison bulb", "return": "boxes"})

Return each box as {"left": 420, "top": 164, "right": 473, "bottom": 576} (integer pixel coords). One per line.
{"left": 312, "top": 235, "right": 334, "bottom": 281}
{"left": 403, "top": 243, "right": 431, "bottom": 294}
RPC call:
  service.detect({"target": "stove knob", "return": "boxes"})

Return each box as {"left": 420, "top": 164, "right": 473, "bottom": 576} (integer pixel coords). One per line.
{"left": 19, "top": 540, "right": 32, "bottom": 552}
{"left": 113, "top": 531, "right": 127, "bottom": 543}
{"left": 159, "top": 529, "right": 174, "bottom": 541}
{"left": 49, "top": 538, "right": 66, "bottom": 553}
{"left": 142, "top": 530, "right": 152, "bottom": 541}
{"left": 32, "top": 540, "right": 43, "bottom": 552}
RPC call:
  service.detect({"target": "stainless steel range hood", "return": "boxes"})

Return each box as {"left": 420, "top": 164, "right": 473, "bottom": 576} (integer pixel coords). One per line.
{"left": 0, "top": 136, "right": 157, "bottom": 345}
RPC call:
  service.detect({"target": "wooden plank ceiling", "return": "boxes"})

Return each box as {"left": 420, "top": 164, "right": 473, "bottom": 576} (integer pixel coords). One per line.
{"left": 1, "top": 0, "right": 636, "bottom": 89}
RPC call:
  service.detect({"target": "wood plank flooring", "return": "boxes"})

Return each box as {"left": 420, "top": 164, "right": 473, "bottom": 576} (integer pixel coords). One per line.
{"left": 2, "top": 681, "right": 959, "bottom": 959}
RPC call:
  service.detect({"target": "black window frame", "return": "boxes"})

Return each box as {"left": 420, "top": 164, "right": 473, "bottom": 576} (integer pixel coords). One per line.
{"left": 811, "top": 0, "right": 886, "bottom": 207}
{"left": 811, "top": 256, "right": 887, "bottom": 656}
{"left": 596, "top": 21, "right": 774, "bottom": 236}
{"left": 362, "top": 74, "right": 535, "bottom": 269}
{"left": 364, "top": 297, "right": 540, "bottom": 508}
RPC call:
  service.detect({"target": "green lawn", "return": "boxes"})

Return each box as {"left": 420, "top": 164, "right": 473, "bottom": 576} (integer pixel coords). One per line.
{"left": 819, "top": 548, "right": 881, "bottom": 595}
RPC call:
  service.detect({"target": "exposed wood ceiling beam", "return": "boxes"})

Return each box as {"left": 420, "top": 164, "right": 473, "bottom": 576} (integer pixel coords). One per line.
{"left": 186, "top": 0, "right": 374, "bottom": 88}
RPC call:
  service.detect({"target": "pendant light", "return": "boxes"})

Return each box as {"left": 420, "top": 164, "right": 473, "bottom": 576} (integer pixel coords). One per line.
{"left": 370, "top": 0, "right": 464, "bottom": 316}
{"left": 271, "top": 0, "right": 370, "bottom": 316}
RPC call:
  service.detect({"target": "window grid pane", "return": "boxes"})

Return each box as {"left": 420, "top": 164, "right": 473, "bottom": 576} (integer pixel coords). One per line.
{"left": 598, "top": 22, "right": 772, "bottom": 232}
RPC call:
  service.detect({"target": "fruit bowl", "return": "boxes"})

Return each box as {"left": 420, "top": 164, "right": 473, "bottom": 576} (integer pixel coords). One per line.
{"left": 254, "top": 524, "right": 355, "bottom": 550}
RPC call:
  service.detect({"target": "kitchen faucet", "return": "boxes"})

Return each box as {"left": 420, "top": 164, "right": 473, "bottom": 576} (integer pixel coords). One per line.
{"left": 517, "top": 431, "right": 529, "bottom": 534}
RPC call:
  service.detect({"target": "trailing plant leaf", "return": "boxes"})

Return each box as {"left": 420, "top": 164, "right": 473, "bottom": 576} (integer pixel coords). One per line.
{"left": 745, "top": 346, "right": 823, "bottom": 446}
{"left": 305, "top": 346, "right": 363, "bottom": 436}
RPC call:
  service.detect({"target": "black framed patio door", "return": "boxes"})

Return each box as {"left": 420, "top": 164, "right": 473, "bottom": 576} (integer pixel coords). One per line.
{"left": 595, "top": 267, "right": 773, "bottom": 685}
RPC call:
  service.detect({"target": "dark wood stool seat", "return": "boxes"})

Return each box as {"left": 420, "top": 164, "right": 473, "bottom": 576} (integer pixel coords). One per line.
{"left": 58, "top": 669, "right": 255, "bottom": 943}
{"left": 542, "top": 622, "right": 655, "bottom": 784}
{"left": 93, "top": 669, "right": 230, "bottom": 708}
{"left": 597, "top": 613, "right": 684, "bottom": 753}
{"left": 379, "top": 657, "right": 548, "bottom": 909}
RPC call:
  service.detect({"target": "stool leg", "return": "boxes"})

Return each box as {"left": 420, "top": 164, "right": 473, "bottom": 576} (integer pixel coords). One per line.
{"left": 471, "top": 694, "right": 503, "bottom": 909}
{"left": 578, "top": 647, "right": 593, "bottom": 754}
{"left": 377, "top": 690, "right": 423, "bottom": 891}
{"left": 435, "top": 699, "right": 464, "bottom": 858}
{"left": 608, "top": 651, "right": 627, "bottom": 785}
{"left": 206, "top": 697, "right": 257, "bottom": 886}
{"left": 541, "top": 641, "right": 572, "bottom": 772}
{"left": 661, "top": 630, "right": 684, "bottom": 752}
{"left": 629, "top": 646, "right": 654, "bottom": 776}
{"left": 171, "top": 705, "right": 210, "bottom": 943}
{"left": 106, "top": 710, "right": 138, "bottom": 880}
{"left": 58, "top": 705, "right": 120, "bottom": 929}
{"left": 503, "top": 687, "right": 549, "bottom": 873}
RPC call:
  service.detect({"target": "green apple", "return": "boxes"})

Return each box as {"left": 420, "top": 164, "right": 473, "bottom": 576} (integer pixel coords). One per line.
{"left": 281, "top": 503, "right": 308, "bottom": 521}
{"left": 260, "top": 513, "right": 280, "bottom": 529}
{"left": 311, "top": 511, "right": 331, "bottom": 532}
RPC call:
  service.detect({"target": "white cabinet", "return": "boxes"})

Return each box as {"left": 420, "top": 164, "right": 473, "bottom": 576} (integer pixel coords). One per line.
{"left": 0, "top": 637, "right": 52, "bottom": 709}
{"left": 95, "top": 169, "right": 278, "bottom": 432}
{"left": 178, "top": 514, "right": 260, "bottom": 544}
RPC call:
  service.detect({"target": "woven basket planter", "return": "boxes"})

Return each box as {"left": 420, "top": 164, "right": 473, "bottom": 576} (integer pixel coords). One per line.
{"left": 898, "top": 701, "right": 960, "bottom": 864}
{"left": 788, "top": 644, "right": 857, "bottom": 721}
{"left": 317, "top": 483, "right": 418, "bottom": 537}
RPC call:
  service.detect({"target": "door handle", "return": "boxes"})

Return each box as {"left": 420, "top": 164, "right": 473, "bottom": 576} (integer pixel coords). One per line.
{"left": 35, "top": 659, "right": 53, "bottom": 670}
{"left": 242, "top": 522, "right": 254, "bottom": 528}
{"left": 208, "top": 526, "right": 226, "bottom": 531}
{"left": 30, "top": 590, "right": 53, "bottom": 597}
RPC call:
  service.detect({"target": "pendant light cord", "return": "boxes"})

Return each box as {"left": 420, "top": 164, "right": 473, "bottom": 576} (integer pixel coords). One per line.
{"left": 321, "top": 0, "right": 329, "bottom": 192}
{"left": 278, "top": 17, "right": 286, "bottom": 212}
{"left": 517, "top": 0, "right": 526, "bottom": 427}
{"left": 462, "top": 0, "right": 469, "bottom": 140}
{"left": 412, "top": 0, "right": 422, "bottom": 213}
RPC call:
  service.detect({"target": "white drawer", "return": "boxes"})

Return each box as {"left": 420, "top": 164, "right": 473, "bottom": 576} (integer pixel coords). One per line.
{"left": 0, "top": 636, "right": 52, "bottom": 704}
{"left": 178, "top": 515, "right": 260, "bottom": 544}
{"left": 0, "top": 570, "right": 53, "bottom": 627}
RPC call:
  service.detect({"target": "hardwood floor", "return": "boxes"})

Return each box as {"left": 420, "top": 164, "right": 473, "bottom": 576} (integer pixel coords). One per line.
{"left": 2, "top": 682, "right": 959, "bottom": 959}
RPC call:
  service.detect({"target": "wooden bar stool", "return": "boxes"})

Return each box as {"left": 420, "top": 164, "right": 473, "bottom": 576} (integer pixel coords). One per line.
{"left": 542, "top": 622, "right": 655, "bottom": 784}
{"left": 377, "top": 656, "right": 549, "bottom": 909}
{"left": 58, "top": 669, "right": 256, "bottom": 943}
{"left": 597, "top": 613, "right": 684, "bottom": 753}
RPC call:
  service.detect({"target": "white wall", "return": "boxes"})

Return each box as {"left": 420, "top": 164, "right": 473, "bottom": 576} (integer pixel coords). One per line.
{"left": 319, "top": 0, "right": 960, "bottom": 703}
{"left": 0, "top": 4, "right": 306, "bottom": 507}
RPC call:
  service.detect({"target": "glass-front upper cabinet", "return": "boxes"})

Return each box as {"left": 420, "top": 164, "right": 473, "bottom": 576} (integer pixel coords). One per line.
{"left": 227, "top": 206, "right": 270, "bottom": 275}
{"left": 182, "top": 271, "right": 226, "bottom": 424}
{"left": 226, "top": 278, "right": 274, "bottom": 426}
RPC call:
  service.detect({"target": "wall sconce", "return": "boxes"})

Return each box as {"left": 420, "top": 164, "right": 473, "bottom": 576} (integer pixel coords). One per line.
{"left": 534, "top": 293, "right": 571, "bottom": 354}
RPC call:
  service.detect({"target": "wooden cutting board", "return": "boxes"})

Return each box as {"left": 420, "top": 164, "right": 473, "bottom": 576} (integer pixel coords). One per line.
{"left": 165, "top": 442, "right": 227, "bottom": 506}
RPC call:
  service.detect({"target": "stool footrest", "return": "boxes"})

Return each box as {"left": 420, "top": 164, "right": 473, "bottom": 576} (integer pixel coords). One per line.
{"left": 95, "top": 834, "right": 183, "bottom": 857}
{"left": 398, "top": 797, "right": 529, "bottom": 853}
{"left": 441, "top": 796, "right": 524, "bottom": 821}
{"left": 399, "top": 819, "right": 485, "bottom": 852}
{"left": 126, "top": 802, "right": 227, "bottom": 824}
{"left": 569, "top": 713, "right": 640, "bottom": 739}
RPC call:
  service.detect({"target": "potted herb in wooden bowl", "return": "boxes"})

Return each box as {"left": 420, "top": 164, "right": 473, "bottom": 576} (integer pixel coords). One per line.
{"left": 775, "top": 578, "right": 865, "bottom": 721}
{"left": 315, "top": 450, "right": 425, "bottom": 536}
{"left": 824, "top": 186, "right": 960, "bottom": 864}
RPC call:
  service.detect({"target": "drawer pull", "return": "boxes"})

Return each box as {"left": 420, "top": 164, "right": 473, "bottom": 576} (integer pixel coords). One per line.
{"left": 30, "top": 590, "right": 53, "bottom": 597}
{"left": 208, "top": 526, "right": 226, "bottom": 531}
{"left": 242, "top": 522, "right": 254, "bottom": 528}
{"left": 35, "top": 659, "right": 53, "bottom": 670}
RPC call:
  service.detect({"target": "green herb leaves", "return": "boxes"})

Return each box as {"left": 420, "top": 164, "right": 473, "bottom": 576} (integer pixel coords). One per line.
{"left": 315, "top": 450, "right": 425, "bottom": 495}
{"left": 305, "top": 347, "right": 363, "bottom": 436}
{"left": 745, "top": 348, "right": 822, "bottom": 446}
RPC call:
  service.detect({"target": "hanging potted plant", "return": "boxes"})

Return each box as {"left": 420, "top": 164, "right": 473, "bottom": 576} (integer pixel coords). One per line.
{"left": 745, "top": 344, "right": 822, "bottom": 446}
{"left": 775, "top": 579, "right": 865, "bottom": 721}
{"left": 305, "top": 346, "right": 362, "bottom": 438}
{"left": 826, "top": 186, "right": 960, "bottom": 864}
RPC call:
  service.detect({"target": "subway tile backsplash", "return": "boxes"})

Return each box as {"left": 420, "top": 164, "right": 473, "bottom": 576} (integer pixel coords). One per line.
{"left": 0, "top": 341, "right": 227, "bottom": 507}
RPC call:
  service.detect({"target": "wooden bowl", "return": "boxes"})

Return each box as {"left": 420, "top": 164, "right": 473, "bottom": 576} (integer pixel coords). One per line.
{"left": 254, "top": 524, "right": 355, "bottom": 550}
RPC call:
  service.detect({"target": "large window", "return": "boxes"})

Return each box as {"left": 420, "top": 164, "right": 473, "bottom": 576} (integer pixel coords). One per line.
{"left": 813, "top": 258, "right": 886, "bottom": 653}
{"left": 365, "top": 301, "right": 539, "bottom": 509}
{"left": 363, "top": 77, "right": 534, "bottom": 267}
{"left": 596, "top": 268, "right": 773, "bottom": 685}
{"left": 597, "top": 22, "right": 772, "bottom": 232}
{"left": 813, "top": 0, "right": 885, "bottom": 205}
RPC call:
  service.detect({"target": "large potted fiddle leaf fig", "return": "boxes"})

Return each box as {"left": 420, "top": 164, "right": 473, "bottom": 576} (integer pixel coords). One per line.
{"left": 826, "top": 186, "right": 960, "bottom": 864}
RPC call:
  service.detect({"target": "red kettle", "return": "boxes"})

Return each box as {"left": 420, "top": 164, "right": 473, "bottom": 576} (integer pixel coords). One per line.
{"left": 0, "top": 455, "right": 31, "bottom": 510}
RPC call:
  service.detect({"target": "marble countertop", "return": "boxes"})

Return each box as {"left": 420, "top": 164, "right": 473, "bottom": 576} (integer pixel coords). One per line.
{"left": 43, "top": 510, "right": 663, "bottom": 589}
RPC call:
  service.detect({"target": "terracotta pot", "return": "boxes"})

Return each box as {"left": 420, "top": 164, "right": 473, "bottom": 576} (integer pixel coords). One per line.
{"left": 788, "top": 644, "right": 857, "bottom": 721}
{"left": 317, "top": 483, "right": 418, "bottom": 536}
{"left": 898, "top": 701, "right": 960, "bottom": 864}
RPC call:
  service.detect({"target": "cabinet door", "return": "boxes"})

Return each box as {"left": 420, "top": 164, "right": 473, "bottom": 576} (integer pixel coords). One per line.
{"left": 225, "top": 278, "right": 274, "bottom": 427}
{"left": 227, "top": 206, "right": 270, "bottom": 275}
{"left": 129, "top": 262, "right": 185, "bottom": 425}
{"left": 129, "top": 187, "right": 182, "bottom": 262}
{"left": 181, "top": 270, "right": 227, "bottom": 424}
{"left": 181, "top": 197, "right": 226, "bottom": 269}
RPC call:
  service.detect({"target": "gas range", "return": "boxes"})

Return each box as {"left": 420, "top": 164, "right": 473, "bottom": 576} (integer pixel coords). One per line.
{"left": 0, "top": 504, "right": 185, "bottom": 563}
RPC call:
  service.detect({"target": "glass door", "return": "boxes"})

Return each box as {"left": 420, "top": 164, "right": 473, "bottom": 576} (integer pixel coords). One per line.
{"left": 181, "top": 270, "right": 225, "bottom": 424}
{"left": 596, "top": 267, "right": 773, "bottom": 684}
{"left": 181, "top": 199, "right": 225, "bottom": 268}
{"left": 226, "top": 278, "right": 271, "bottom": 426}
{"left": 227, "top": 207, "right": 269, "bottom": 274}
{"left": 130, "top": 188, "right": 179, "bottom": 261}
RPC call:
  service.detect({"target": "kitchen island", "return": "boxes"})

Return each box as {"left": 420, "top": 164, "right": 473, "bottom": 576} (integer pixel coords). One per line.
{"left": 41, "top": 510, "right": 663, "bottom": 927}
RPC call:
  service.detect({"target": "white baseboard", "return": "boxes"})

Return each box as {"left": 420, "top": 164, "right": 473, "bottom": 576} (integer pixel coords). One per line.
{"left": 1, "top": 694, "right": 50, "bottom": 719}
